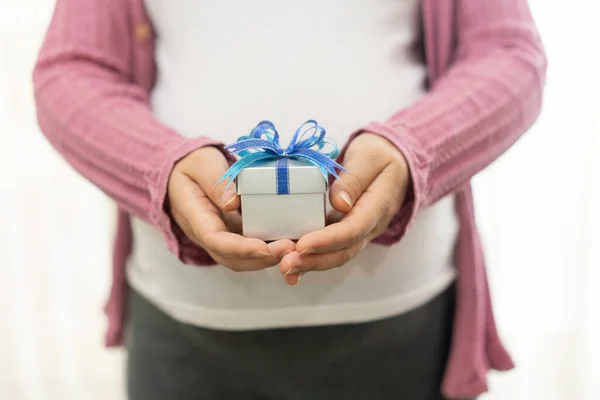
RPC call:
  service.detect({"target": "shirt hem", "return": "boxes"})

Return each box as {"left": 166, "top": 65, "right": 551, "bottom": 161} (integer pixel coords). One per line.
{"left": 126, "top": 267, "right": 456, "bottom": 331}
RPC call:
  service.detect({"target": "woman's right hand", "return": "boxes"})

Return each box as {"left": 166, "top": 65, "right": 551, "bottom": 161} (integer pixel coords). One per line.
{"left": 167, "top": 146, "right": 295, "bottom": 271}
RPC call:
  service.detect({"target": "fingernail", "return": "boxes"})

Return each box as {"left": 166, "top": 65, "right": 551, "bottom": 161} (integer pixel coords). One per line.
{"left": 289, "top": 272, "right": 304, "bottom": 286}
{"left": 251, "top": 251, "right": 271, "bottom": 258}
{"left": 338, "top": 191, "right": 352, "bottom": 207}
{"left": 284, "top": 267, "right": 302, "bottom": 276}
{"left": 221, "top": 190, "right": 238, "bottom": 206}
{"left": 299, "top": 248, "right": 313, "bottom": 256}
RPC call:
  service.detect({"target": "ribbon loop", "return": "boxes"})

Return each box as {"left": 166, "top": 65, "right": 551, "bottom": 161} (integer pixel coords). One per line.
{"left": 219, "top": 120, "right": 346, "bottom": 193}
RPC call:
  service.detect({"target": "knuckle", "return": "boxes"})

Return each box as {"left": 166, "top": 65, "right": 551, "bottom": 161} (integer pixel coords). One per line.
{"left": 200, "top": 235, "right": 220, "bottom": 255}
{"left": 341, "top": 173, "right": 364, "bottom": 200}
{"left": 349, "top": 242, "right": 364, "bottom": 259}
{"left": 359, "top": 240, "right": 369, "bottom": 252}
{"left": 206, "top": 177, "right": 225, "bottom": 202}
{"left": 370, "top": 216, "right": 388, "bottom": 236}
{"left": 190, "top": 226, "right": 204, "bottom": 243}
{"left": 172, "top": 158, "right": 188, "bottom": 173}
{"left": 343, "top": 251, "right": 354, "bottom": 265}
{"left": 388, "top": 157, "right": 406, "bottom": 175}
{"left": 378, "top": 197, "right": 395, "bottom": 218}
{"left": 349, "top": 233, "right": 363, "bottom": 248}
{"left": 365, "top": 148, "right": 384, "bottom": 164}
{"left": 347, "top": 222, "right": 368, "bottom": 244}
{"left": 170, "top": 209, "right": 185, "bottom": 227}
{"left": 337, "top": 250, "right": 354, "bottom": 267}
{"left": 377, "top": 191, "right": 401, "bottom": 221}
{"left": 372, "top": 224, "right": 386, "bottom": 239}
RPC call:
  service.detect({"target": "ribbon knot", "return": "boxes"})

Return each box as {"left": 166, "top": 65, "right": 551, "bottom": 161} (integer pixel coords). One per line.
{"left": 219, "top": 120, "right": 346, "bottom": 194}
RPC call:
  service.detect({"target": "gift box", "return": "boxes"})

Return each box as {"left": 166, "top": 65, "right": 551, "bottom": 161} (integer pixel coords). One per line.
{"left": 220, "top": 120, "right": 345, "bottom": 241}
{"left": 236, "top": 158, "right": 327, "bottom": 241}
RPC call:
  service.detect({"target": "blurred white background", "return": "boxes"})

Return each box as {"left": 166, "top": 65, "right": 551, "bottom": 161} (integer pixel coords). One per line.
{"left": 0, "top": 1, "right": 598, "bottom": 399}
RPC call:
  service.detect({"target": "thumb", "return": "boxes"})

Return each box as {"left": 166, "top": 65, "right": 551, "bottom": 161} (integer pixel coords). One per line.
{"left": 181, "top": 146, "right": 241, "bottom": 212}
{"left": 329, "top": 151, "right": 383, "bottom": 214}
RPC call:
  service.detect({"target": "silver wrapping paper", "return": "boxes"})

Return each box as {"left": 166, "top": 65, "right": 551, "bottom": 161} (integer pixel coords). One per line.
{"left": 237, "top": 159, "right": 327, "bottom": 240}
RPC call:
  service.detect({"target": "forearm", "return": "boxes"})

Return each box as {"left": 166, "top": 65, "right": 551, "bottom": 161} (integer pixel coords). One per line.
{"left": 344, "top": 0, "right": 547, "bottom": 243}
{"left": 33, "top": 0, "right": 220, "bottom": 263}
{"left": 34, "top": 62, "right": 219, "bottom": 220}
{"left": 374, "top": 33, "right": 546, "bottom": 206}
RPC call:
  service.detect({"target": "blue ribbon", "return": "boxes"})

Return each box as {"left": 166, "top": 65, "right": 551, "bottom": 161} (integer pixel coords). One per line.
{"left": 219, "top": 120, "right": 347, "bottom": 195}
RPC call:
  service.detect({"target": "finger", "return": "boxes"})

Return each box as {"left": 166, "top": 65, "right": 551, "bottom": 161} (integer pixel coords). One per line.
{"left": 212, "top": 239, "right": 296, "bottom": 272}
{"left": 169, "top": 173, "right": 228, "bottom": 242}
{"left": 326, "top": 209, "right": 344, "bottom": 225}
{"left": 295, "top": 195, "right": 379, "bottom": 255}
{"left": 283, "top": 272, "right": 304, "bottom": 286}
{"left": 183, "top": 146, "right": 241, "bottom": 212}
{"left": 174, "top": 177, "right": 271, "bottom": 258}
{"left": 203, "top": 231, "right": 271, "bottom": 260}
{"left": 298, "top": 164, "right": 405, "bottom": 255}
{"left": 208, "top": 253, "right": 272, "bottom": 272}
{"left": 268, "top": 239, "right": 297, "bottom": 262}
{"left": 170, "top": 173, "right": 273, "bottom": 262}
{"left": 280, "top": 240, "right": 366, "bottom": 277}
{"left": 214, "top": 238, "right": 296, "bottom": 266}
{"left": 329, "top": 148, "right": 386, "bottom": 213}
{"left": 221, "top": 210, "right": 243, "bottom": 235}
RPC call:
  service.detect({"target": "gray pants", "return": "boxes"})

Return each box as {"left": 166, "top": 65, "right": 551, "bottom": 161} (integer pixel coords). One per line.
{"left": 126, "top": 284, "right": 458, "bottom": 400}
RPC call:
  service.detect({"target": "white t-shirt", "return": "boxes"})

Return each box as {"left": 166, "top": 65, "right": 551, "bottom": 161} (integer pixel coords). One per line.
{"left": 127, "top": 0, "right": 459, "bottom": 330}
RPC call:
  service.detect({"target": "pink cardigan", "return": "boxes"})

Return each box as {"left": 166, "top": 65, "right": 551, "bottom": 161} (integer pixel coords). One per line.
{"left": 32, "top": 0, "right": 546, "bottom": 397}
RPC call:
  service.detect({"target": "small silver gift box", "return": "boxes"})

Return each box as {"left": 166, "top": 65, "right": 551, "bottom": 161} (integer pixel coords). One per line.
{"left": 236, "top": 158, "right": 327, "bottom": 241}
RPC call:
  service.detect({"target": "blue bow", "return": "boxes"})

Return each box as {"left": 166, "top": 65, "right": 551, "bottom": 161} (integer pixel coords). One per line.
{"left": 219, "top": 120, "right": 347, "bottom": 195}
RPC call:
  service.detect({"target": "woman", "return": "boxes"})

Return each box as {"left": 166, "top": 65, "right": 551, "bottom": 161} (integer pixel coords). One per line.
{"left": 33, "top": 0, "right": 546, "bottom": 399}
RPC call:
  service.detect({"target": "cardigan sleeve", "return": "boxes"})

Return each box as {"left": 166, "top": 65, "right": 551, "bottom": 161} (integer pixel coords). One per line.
{"left": 32, "top": 0, "right": 219, "bottom": 264}
{"left": 340, "top": 0, "right": 548, "bottom": 244}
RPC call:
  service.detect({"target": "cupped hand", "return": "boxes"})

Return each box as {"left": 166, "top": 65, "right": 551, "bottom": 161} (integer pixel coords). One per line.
{"left": 279, "top": 133, "right": 410, "bottom": 285}
{"left": 168, "top": 146, "right": 295, "bottom": 271}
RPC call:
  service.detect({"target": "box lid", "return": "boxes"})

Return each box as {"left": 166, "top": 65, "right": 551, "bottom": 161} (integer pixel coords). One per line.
{"left": 236, "top": 158, "right": 327, "bottom": 195}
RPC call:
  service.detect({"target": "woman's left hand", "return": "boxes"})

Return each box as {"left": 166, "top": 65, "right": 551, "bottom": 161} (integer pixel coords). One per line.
{"left": 279, "top": 133, "right": 411, "bottom": 285}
